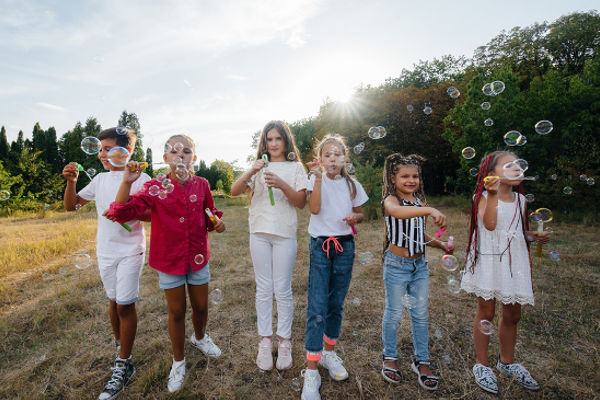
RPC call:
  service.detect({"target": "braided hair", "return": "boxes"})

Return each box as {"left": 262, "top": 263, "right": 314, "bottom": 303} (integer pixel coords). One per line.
{"left": 466, "top": 151, "right": 530, "bottom": 272}
{"left": 314, "top": 135, "right": 357, "bottom": 199}
{"left": 381, "top": 153, "right": 427, "bottom": 255}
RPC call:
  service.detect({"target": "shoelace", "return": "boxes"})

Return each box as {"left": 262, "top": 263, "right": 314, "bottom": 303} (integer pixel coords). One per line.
{"left": 105, "top": 363, "right": 127, "bottom": 390}
{"left": 325, "top": 352, "right": 343, "bottom": 365}
{"left": 322, "top": 237, "right": 343, "bottom": 258}
{"left": 301, "top": 370, "right": 319, "bottom": 390}
{"left": 476, "top": 366, "right": 496, "bottom": 384}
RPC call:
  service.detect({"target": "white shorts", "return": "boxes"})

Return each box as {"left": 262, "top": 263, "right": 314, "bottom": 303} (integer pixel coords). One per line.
{"left": 97, "top": 252, "right": 145, "bottom": 305}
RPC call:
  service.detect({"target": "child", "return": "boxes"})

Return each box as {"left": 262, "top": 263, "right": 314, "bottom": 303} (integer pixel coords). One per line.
{"left": 379, "top": 153, "right": 450, "bottom": 390}
{"left": 301, "top": 135, "right": 368, "bottom": 400}
{"left": 62, "top": 127, "right": 150, "bottom": 400}
{"left": 230, "top": 120, "right": 307, "bottom": 371}
{"left": 106, "top": 134, "right": 226, "bottom": 393}
{"left": 461, "top": 151, "right": 549, "bottom": 394}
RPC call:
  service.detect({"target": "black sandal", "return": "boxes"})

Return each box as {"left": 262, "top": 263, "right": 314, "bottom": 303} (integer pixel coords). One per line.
{"left": 411, "top": 359, "right": 439, "bottom": 391}
{"left": 381, "top": 355, "right": 402, "bottom": 384}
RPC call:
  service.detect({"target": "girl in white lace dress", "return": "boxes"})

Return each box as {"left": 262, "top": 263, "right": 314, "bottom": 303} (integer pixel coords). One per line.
{"left": 461, "top": 151, "right": 550, "bottom": 395}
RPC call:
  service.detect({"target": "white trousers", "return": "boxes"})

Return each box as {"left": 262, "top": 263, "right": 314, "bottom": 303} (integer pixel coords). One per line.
{"left": 249, "top": 232, "right": 297, "bottom": 339}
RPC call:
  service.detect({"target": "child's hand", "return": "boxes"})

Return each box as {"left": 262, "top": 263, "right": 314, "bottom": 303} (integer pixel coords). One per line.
{"left": 440, "top": 241, "right": 454, "bottom": 254}
{"left": 533, "top": 231, "right": 550, "bottom": 244}
{"left": 264, "top": 171, "right": 284, "bottom": 189}
{"left": 342, "top": 213, "right": 360, "bottom": 226}
{"left": 62, "top": 162, "right": 79, "bottom": 182}
{"left": 123, "top": 161, "right": 143, "bottom": 184}
{"left": 102, "top": 209, "right": 116, "bottom": 222}
{"left": 429, "top": 208, "right": 447, "bottom": 230}
{"left": 483, "top": 175, "right": 500, "bottom": 195}
{"left": 306, "top": 159, "right": 322, "bottom": 176}
{"left": 250, "top": 159, "right": 266, "bottom": 173}
{"left": 213, "top": 216, "right": 226, "bottom": 233}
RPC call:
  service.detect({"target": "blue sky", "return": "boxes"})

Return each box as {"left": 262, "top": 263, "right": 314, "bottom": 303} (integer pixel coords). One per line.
{"left": 1, "top": 0, "right": 597, "bottom": 167}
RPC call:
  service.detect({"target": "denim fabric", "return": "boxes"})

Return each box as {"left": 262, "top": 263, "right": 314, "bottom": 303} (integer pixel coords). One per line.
{"left": 381, "top": 250, "right": 430, "bottom": 361}
{"left": 305, "top": 236, "right": 355, "bottom": 353}
{"left": 158, "top": 263, "right": 210, "bottom": 289}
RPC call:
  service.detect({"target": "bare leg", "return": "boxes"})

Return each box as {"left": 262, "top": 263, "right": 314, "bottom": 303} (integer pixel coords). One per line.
{"left": 109, "top": 300, "right": 120, "bottom": 342}
{"left": 164, "top": 285, "right": 187, "bottom": 361}
{"left": 187, "top": 283, "right": 208, "bottom": 340}
{"left": 474, "top": 297, "right": 496, "bottom": 366}
{"left": 116, "top": 303, "right": 137, "bottom": 359}
{"left": 499, "top": 303, "right": 521, "bottom": 364}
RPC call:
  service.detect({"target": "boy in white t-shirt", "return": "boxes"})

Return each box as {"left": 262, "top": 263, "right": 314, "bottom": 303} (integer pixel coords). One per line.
{"left": 62, "top": 127, "right": 150, "bottom": 400}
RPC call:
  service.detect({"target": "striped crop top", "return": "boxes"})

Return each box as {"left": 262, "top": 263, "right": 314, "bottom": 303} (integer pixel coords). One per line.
{"left": 385, "top": 198, "right": 426, "bottom": 256}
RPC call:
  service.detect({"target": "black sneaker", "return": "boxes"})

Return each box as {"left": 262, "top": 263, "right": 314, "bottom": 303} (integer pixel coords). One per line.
{"left": 98, "top": 358, "right": 136, "bottom": 400}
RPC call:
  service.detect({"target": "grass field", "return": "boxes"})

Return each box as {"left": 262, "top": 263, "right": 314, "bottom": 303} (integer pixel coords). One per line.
{"left": 0, "top": 198, "right": 599, "bottom": 399}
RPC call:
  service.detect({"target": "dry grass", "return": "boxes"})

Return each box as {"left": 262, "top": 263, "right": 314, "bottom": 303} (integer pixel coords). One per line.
{"left": 0, "top": 199, "right": 598, "bottom": 399}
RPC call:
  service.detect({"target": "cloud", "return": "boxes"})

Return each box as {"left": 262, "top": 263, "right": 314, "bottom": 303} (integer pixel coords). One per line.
{"left": 37, "top": 102, "right": 65, "bottom": 111}
{"left": 227, "top": 74, "right": 248, "bottom": 81}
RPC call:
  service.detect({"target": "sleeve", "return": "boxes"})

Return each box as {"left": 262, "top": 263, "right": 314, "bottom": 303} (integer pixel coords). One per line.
{"left": 202, "top": 179, "right": 223, "bottom": 231}
{"left": 132, "top": 173, "right": 151, "bottom": 195}
{"left": 77, "top": 176, "right": 97, "bottom": 201}
{"left": 306, "top": 174, "right": 315, "bottom": 192}
{"left": 106, "top": 180, "right": 154, "bottom": 223}
{"left": 294, "top": 163, "right": 308, "bottom": 191}
{"left": 351, "top": 179, "right": 369, "bottom": 207}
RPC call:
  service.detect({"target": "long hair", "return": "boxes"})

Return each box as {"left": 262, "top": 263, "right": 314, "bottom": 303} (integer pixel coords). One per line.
{"left": 255, "top": 120, "right": 301, "bottom": 163}
{"left": 381, "top": 153, "right": 427, "bottom": 255}
{"left": 313, "top": 134, "right": 356, "bottom": 199}
{"left": 466, "top": 151, "right": 530, "bottom": 272}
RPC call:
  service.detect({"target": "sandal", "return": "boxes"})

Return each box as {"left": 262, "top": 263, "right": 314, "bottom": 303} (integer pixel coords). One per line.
{"left": 381, "top": 355, "right": 402, "bottom": 384}
{"left": 411, "top": 359, "right": 439, "bottom": 391}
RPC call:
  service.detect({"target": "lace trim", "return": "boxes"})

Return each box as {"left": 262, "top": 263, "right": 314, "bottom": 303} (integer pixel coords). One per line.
{"left": 461, "top": 281, "right": 534, "bottom": 306}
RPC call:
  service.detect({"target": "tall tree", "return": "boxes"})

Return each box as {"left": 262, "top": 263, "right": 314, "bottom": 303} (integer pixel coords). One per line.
{"left": 0, "top": 126, "right": 9, "bottom": 162}
{"left": 145, "top": 147, "right": 154, "bottom": 177}
{"left": 118, "top": 110, "right": 144, "bottom": 161}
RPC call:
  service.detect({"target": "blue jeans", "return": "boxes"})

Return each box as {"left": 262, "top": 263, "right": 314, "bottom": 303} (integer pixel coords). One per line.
{"left": 381, "top": 250, "right": 430, "bottom": 361}
{"left": 305, "top": 236, "right": 355, "bottom": 353}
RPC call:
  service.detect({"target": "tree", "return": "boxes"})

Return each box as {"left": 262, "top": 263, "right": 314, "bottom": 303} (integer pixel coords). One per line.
{"left": 118, "top": 110, "right": 144, "bottom": 162}
{"left": 210, "top": 160, "right": 234, "bottom": 193}
{"left": 0, "top": 126, "right": 8, "bottom": 162}
{"left": 145, "top": 148, "right": 154, "bottom": 177}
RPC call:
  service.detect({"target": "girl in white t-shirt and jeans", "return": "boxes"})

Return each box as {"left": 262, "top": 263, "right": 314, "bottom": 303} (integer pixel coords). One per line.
{"left": 301, "top": 135, "right": 369, "bottom": 400}
{"left": 231, "top": 120, "right": 307, "bottom": 371}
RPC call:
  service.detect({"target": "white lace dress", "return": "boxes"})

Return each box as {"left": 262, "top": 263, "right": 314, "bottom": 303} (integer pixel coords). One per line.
{"left": 461, "top": 192, "right": 534, "bottom": 305}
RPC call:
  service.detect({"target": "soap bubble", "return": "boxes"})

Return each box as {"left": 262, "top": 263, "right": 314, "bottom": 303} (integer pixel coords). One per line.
{"left": 209, "top": 288, "right": 224, "bottom": 305}
{"left": 579, "top": 174, "right": 588, "bottom": 181}
{"left": 447, "top": 275, "right": 461, "bottom": 294}
{"left": 449, "top": 88, "right": 460, "bottom": 99}
{"left": 469, "top": 168, "right": 478, "bottom": 177}
{"left": 502, "top": 161, "right": 525, "bottom": 180}
{"left": 115, "top": 126, "right": 128, "bottom": 135}
{"left": 194, "top": 254, "right": 205, "bottom": 264}
{"left": 490, "top": 81, "right": 505, "bottom": 95}
{"left": 353, "top": 145, "right": 363, "bottom": 154}
{"left": 107, "top": 147, "right": 130, "bottom": 167}
{"left": 482, "top": 83, "right": 494, "bottom": 96}
{"left": 446, "top": 86, "right": 457, "bottom": 95}
{"left": 189, "top": 194, "right": 197, "bottom": 202}
{"left": 175, "top": 167, "right": 189, "bottom": 181}
{"left": 515, "top": 159, "right": 529, "bottom": 171}
{"left": 345, "top": 163, "right": 355, "bottom": 174}
{"left": 534, "top": 120, "right": 553, "bottom": 135}
{"left": 517, "top": 135, "right": 528, "bottom": 146}
{"left": 156, "top": 173, "right": 166, "bottom": 182}
{"left": 164, "top": 142, "right": 172, "bottom": 153}
{"left": 351, "top": 297, "right": 361, "bottom": 307}
{"left": 0, "top": 190, "right": 10, "bottom": 201}
{"left": 529, "top": 211, "right": 542, "bottom": 223}
{"left": 550, "top": 174, "right": 558, "bottom": 181}
{"left": 484, "top": 118, "right": 494, "bottom": 127}
{"left": 291, "top": 377, "right": 301, "bottom": 391}
{"left": 162, "top": 178, "right": 171, "bottom": 189}
{"left": 549, "top": 251, "right": 561, "bottom": 262}
{"left": 423, "top": 106, "right": 433, "bottom": 115}
{"left": 165, "top": 184, "right": 175, "bottom": 194}
{"left": 525, "top": 193, "right": 535, "bottom": 203}
{"left": 43, "top": 203, "right": 50, "bottom": 210}
{"left": 563, "top": 186, "right": 573, "bottom": 195}
{"left": 358, "top": 252, "right": 374, "bottom": 265}
{"left": 503, "top": 130, "right": 524, "bottom": 146}
{"left": 461, "top": 147, "right": 476, "bottom": 160}
{"left": 158, "top": 190, "right": 167, "bottom": 200}
{"left": 441, "top": 254, "right": 458, "bottom": 272}
{"left": 179, "top": 217, "right": 185, "bottom": 223}
{"left": 75, "top": 203, "right": 82, "bottom": 210}
{"left": 334, "top": 174, "right": 343, "bottom": 180}
{"left": 287, "top": 152, "right": 297, "bottom": 161}
{"left": 481, "top": 102, "right": 491, "bottom": 111}
{"left": 479, "top": 320, "right": 494, "bottom": 335}
{"left": 173, "top": 142, "right": 184, "bottom": 152}
{"left": 587, "top": 178, "right": 595, "bottom": 186}
{"left": 74, "top": 253, "right": 92, "bottom": 270}
{"left": 148, "top": 185, "right": 160, "bottom": 196}
{"left": 86, "top": 168, "right": 96, "bottom": 177}
{"left": 80, "top": 137, "right": 101, "bottom": 155}
{"left": 368, "top": 126, "right": 387, "bottom": 140}
{"left": 407, "top": 105, "right": 414, "bottom": 112}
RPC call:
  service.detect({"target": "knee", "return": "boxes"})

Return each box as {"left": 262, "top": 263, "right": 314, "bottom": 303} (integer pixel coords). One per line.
{"left": 501, "top": 309, "right": 521, "bottom": 325}
{"left": 116, "top": 303, "right": 135, "bottom": 318}
{"left": 273, "top": 283, "right": 292, "bottom": 301}
{"left": 169, "top": 305, "right": 186, "bottom": 321}
{"left": 383, "top": 306, "right": 403, "bottom": 324}
{"left": 478, "top": 304, "right": 496, "bottom": 321}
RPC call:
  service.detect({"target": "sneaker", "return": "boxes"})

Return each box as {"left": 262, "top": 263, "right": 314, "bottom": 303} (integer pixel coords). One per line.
{"left": 301, "top": 369, "right": 321, "bottom": 400}
{"left": 167, "top": 359, "right": 186, "bottom": 393}
{"left": 256, "top": 337, "right": 273, "bottom": 371}
{"left": 496, "top": 359, "right": 540, "bottom": 390}
{"left": 319, "top": 350, "right": 348, "bottom": 381}
{"left": 473, "top": 363, "right": 498, "bottom": 394}
{"left": 98, "top": 357, "right": 135, "bottom": 400}
{"left": 275, "top": 339, "right": 292, "bottom": 370}
{"left": 190, "top": 333, "right": 221, "bottom": 358}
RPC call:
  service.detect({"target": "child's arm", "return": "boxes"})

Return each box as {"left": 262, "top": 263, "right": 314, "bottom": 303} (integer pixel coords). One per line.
{"left": 62, "top": 162, "right": 89, "bottom": 211}
{"left": 115, "top": 161, "right": 144, "bottom": 203}
{"left": 263, "top": 171, "right": 307, "bottom": 209}
{"left": 230, "top": 159, "right": 266, "bottom": 196}
{"left": 342, "top": 206, "right": 364, "bottom": 226}
{"left": 384, "top": 196, "right": 447, "bottom": 229}
{"left": 479, "top": 177, "right": 499, "bottom": 230}
{"left": 307, "top": 161, "right": 322, "bottom": 214}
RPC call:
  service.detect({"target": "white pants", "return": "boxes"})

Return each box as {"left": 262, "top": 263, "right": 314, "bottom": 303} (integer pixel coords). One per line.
{"left": 250, "top": 232, "right": 297, "bottom": 339}
{"left": 97, "top": 252, "right": 145, "bottom": 305}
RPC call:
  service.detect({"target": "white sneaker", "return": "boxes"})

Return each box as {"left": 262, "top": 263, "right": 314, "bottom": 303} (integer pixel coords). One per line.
{"left": 301, "top": 369, "right": 321, "bottom": 400}
{"left": 256, "top": 337, "right": 273, "bottom": 371}
{"left": 190, "top": 333, "right": 221, "bottom": 358}
{"left": 276, "top": 339, "right": 293, "bottom": 370}
{"left": 167, "top": 359, "right": 186, "bottom": 393}
{"left": 319, "top": 350, "right": 349, "bottom": 381}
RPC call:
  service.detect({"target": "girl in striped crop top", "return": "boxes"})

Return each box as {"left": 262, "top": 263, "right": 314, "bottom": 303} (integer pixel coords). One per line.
{"left": 379, "top": 153, "right": 452, "bottom": 391}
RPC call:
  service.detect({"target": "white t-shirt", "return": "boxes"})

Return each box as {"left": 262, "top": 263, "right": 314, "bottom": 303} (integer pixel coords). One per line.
{"left": 248, "top": 161, "right": 307, "bottom": 239}
{"left": 307, "top": 174, "right": 368, "bottom": 237}
{"left": 79, "top": 171, "right": 151, "bottom": 257}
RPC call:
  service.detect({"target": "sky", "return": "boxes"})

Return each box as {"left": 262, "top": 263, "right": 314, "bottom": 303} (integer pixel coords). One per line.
{"left": 1, "top": 0, "right": 598, "bottom": 167}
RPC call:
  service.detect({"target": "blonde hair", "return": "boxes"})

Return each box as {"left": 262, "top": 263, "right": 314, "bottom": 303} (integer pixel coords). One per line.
{"left": 314, "top": 134, "right": 357, "bottom": 199}
{"left": 165, "top": 134, "right": 196, "bottom": 172}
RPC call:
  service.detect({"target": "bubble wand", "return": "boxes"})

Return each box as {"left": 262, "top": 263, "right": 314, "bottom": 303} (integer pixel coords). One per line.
{"left": 75, "top": 163, "right": 94, "bottom": 181}
{"left": 205, "top": 208, "right": 217, "bottom": 225}
{"left": 530, "top": 208, "right": 552, "bottom": 258}
{"left": 262, "top": 154, "right": 275, "bottom": 206}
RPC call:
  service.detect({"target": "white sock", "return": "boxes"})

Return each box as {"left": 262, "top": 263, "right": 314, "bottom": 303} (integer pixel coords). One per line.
{"left": 172, "top": 358, "right": 185, "bottom": 367}
{"left": 305, "top": 368, "right": 319, "bottom": 376}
